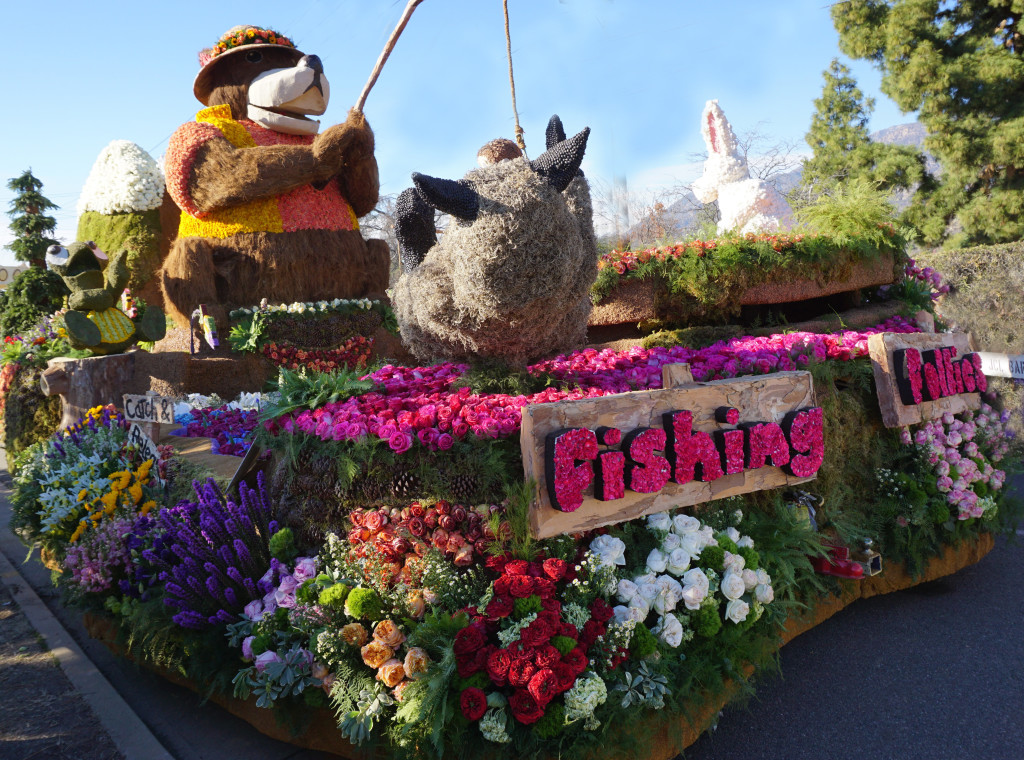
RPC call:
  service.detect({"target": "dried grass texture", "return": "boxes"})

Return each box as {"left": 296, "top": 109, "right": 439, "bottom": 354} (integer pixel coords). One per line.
{"left": 393, "top": 158, "right": 597, "bottom": 364}
{"left": 162, "top": 230, "right": 389, "bottom": 326}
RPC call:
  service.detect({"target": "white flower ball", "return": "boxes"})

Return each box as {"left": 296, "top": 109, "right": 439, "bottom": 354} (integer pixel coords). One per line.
{"left": 78, "top": 140, "right": 164, "bottom": 215}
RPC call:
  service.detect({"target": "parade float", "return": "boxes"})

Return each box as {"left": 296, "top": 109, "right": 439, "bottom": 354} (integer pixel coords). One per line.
{"left": 4, "top": 8, "right": 1021, "bottom": 760}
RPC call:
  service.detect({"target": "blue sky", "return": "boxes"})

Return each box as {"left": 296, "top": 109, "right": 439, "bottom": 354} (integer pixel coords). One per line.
{"left": 0, "top": 0, "right": 912, "bottom": 263}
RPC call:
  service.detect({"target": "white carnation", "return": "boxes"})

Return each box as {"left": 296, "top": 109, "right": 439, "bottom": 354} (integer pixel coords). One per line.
{"left": 78, "top": 140, "right": 165, "bottom": 215}
{"left": 755, "top": 583, "right": 775, "bottom": 604}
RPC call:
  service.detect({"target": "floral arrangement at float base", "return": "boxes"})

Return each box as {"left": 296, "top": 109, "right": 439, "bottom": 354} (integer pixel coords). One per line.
{"left": 14, "top": 406, "right": 161, "bottom": 551}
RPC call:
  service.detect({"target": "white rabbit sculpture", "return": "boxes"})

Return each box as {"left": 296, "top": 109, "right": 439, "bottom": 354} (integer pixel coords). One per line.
{"left": 690, "top": 100, "right": 794, "bottom": 235}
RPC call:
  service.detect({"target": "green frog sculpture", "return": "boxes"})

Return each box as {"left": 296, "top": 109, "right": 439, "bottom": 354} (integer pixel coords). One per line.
{"left": 45, "top": 242, "right": 166, "bottom": 354}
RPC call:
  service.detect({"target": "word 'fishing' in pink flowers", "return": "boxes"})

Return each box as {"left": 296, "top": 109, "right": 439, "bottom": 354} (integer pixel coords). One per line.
{"left": 545, "top": 407, "right": 824, "bottom": 512}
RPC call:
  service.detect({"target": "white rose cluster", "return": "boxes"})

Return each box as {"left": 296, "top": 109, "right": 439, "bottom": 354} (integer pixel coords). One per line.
{"left": 606, "top": 509, "right": 777, "bottom": 648}
{"left": 78, "top": 140, "right": 164, "bottom": 215}
{"left": 230, "top": 297, "right": 377, "bottom": 320}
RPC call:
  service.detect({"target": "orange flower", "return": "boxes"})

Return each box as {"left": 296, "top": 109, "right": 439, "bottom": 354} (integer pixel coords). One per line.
{"left": 377, "top": 658, "right": 406, "bottom": 688}
{"left": 403, "top": 647, "right": 430, "bottom": 679}
{"left": 373, "top": 620, "right": 406, "bottom": 648}
{"left": 361, "top": 640, "right": 393, "bottom": 669}
{"left": 341, "top": 623, "right": 369, "bottom": 647}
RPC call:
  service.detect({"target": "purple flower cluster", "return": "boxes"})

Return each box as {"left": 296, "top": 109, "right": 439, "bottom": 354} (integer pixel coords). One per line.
{"left": 178, "top": 406, "right": 259, "bottom": 457}
{"left": 142, "top": 475, "right": 279, "bottom": 629}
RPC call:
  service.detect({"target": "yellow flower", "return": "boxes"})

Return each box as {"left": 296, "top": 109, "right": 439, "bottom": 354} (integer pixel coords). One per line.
{"left": 70, "top": 522, "right": 86, "bottom": 543}
{"left": 77, "top": 489, "right": 88, "bottom": 502}
{"left": 140, "top": 500, "right": 156, "bottom": 516}
{"left": 137, "top": 459, "right": 153, "bottom": 476}
{"left": 128, "top": 483, "right": 143, "bottom": 506}
{"left": 100, "top": 491, "right": 117, "bottom": 511}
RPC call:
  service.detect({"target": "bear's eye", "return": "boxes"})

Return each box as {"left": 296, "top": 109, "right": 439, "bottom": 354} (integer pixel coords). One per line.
{"left": 245, "top": 50, "right": 263, "bottom": 63}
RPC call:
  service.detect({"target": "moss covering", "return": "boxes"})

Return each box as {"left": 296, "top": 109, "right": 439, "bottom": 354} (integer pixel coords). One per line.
{"left": 3, "top": 365, "right": 61, "bottom": 463}
{"left": 917, "top": 241, "right": 1024, "bottom": 439}
{"left": 76, "top": 209, "right": 162, "bottom": 293}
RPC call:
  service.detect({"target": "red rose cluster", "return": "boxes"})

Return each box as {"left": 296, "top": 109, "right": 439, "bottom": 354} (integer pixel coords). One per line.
{"left": 347, "top": 501, "right": 505, "bottom": 576}
{"left": 453, "top": 556, "right": 616, "bottom": 725}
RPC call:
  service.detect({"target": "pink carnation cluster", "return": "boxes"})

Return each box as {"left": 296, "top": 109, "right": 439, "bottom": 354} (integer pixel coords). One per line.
{"left": 907, "top": 405, "right": 1010, "bottom": 519}
{"left": 263, "top": 316, "right": 919, "bottom": 453}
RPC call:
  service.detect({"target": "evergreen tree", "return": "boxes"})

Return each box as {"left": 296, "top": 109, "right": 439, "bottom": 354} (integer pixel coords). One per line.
{"left": 833, "top": 1, "right": 1024, "bottom": 246}
{"left": 5, "top": 170, "right": 59, "bottom": 267}
{"left": 801, "top": 58, "right": 929, "bottom": 199}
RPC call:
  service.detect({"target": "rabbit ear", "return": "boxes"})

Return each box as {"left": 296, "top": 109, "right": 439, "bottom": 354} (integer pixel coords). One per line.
{"left": 702, "top": 100, "right": 722, "bottom": 155}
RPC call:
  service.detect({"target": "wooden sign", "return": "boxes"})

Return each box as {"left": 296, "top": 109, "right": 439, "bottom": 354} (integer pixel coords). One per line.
{"left": 977, "top": 351, "right": 1024, "bottom": 380}
{"left": 520, "top": 365, "right": 821, "bottom": 538}
{"left": 868, "top": 332, "right": 985, "bottom": 428}
{"left": 127, "top": 423, "right": 164, "bottom": 485}
{"left": 123, "top": 394, "right": 176, "bottom": 425}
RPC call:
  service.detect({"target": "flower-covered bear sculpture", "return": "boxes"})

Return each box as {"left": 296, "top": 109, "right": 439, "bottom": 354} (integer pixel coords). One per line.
{"left": 46, "top": 242, "right": 166, "bottom": 354}
{"left": 392, "top": 116, "right": 597, "bottom": 365}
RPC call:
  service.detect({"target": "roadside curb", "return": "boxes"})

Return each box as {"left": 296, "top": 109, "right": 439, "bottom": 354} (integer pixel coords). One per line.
{"left": 0, "top": 492, "right": 175, "bottom": 760}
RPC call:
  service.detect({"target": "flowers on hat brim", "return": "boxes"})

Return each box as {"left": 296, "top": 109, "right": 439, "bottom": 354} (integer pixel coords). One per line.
{"left": 198, "top": 26, "right": 295, "bottom": 68}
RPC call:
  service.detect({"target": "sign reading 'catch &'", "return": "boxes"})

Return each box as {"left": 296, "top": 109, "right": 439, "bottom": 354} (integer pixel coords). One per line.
{"left": 868, "top": 332, "right": 986, "bottom": 428}
{"left": 123, "top": 394, "right": 176, "bottom": 425}
{"left": 519, "top": 365, "right": 823, "bottom": 539}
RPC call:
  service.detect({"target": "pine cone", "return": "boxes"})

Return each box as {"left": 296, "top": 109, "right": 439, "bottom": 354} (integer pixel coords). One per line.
{"left": 447, "top": 473, "right": 477, "bottom": 504}
{"left": 391, "top": 470, "right": 422, "bottom": 499}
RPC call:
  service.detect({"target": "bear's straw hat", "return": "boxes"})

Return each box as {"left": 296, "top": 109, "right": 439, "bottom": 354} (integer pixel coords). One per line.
{"left": 194, "top": 25, "right": 305, "bottom": 104}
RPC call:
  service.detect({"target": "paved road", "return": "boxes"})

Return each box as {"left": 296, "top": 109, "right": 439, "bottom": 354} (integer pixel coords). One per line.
{"left": 684, "top": 533, "right": 1024, "bottom": 760}
{"left": 3, "top": 466, "right": 1022, "bottom": 759}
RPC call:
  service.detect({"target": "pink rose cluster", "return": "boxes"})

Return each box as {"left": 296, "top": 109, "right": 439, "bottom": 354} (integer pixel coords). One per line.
{"left": 262, "top": 317, "right": 919, "bottom": 455}
{"left": 908, "top": 405, "right": 1010, "bottom": 519}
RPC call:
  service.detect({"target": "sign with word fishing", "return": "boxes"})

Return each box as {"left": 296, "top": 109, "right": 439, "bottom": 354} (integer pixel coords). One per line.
{"left": 867, "top": 332, "right": 985, "bottom": 428}
{"left": 520, "top": 364, "right": 822, "bottom": 538}
{"left": 123, "top": 394, "right": 176, "bottom": 425}
{"left": 977, "top": 352, "right": 1024, "bottom": 380}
